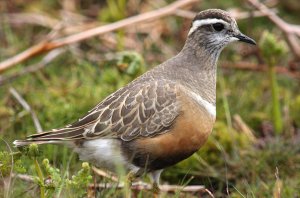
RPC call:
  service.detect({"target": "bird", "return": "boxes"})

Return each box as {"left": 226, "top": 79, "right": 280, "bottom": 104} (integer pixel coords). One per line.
{"left": 14, "top": 9, "right": 255, "bottom": 193}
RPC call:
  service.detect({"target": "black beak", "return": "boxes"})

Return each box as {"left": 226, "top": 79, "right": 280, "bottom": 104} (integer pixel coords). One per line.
{"left": 234, "top": 33, "right": 256, "bottom": 45}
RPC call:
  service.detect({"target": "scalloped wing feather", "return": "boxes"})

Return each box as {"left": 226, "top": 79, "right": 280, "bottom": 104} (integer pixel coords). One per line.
{"left": 20, "top": 80, "right": 181, "bottom": 144}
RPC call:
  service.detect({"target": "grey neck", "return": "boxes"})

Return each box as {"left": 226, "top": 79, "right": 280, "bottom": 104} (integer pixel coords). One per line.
{"left": 154, "top": 37, "right": 222, "bottom": 105}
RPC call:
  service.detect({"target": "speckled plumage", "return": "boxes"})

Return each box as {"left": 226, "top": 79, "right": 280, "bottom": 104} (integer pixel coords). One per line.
{"left": 28, "top": 79, "right": 180, "bottom": 141}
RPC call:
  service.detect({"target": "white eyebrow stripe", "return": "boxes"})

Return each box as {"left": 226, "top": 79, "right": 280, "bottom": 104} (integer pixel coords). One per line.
{"left": 188, "top": 18, "right": 229, "bottom": 35}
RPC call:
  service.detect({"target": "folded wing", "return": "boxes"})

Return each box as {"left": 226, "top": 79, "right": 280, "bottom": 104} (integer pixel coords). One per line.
{"left": 14, "top": 80, "right": 181, "bottom": 146}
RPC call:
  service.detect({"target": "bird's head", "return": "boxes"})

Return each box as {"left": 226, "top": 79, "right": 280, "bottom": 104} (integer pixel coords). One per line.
{"left": 187, "top": 9, "right": 256, "bottom": 53}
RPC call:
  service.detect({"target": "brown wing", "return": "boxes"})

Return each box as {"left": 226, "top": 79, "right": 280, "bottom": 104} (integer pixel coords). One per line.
{"left": 28, "top": 80, "right": 181, "bottom": 142}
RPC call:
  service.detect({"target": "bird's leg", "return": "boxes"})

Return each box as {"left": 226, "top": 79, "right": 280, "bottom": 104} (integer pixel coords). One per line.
{"left": 149, "top": 170, "right": 163, "bottom": 196}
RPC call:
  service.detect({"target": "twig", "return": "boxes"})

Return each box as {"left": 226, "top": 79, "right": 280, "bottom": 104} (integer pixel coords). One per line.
{"left": 273, "top": 167, "right": 282, "bottom": 198}
{"left": 2, "top": 12, "right": 102, "bottom": 35}
{"left": 89, "top": 182, "right": 205, "bottom": 193}
{"left": 9, "top": 87, "right": 43, "bottom": 133}
{"left": 228, "top": 8, "right": 278, "bottom": 20}
{"left": 0, "top": 49, "right": 66, "bottom": 86}
{"left": 11, "top": 173, "right": 35, "bottom": 182}
{"left": 246, "top": 0, "right": 300, "bottom": 59}
{"left": 175, "top": 8, "right": 278, "bottom": 20}
{"left": 12, "top": 172, "right": 206, "bottom": 194}
{"left": 4, "top": 8, "right": 278, "bottom": 32}
{"left": 233, "top": 114, "right": 257, "bottom": 142}
{"left": 0, "top": 0, "right": 198, "bottom": 73}
{"left": 92, "top": 166, "right": 119, "bottom": 182}
{"left": 205, "top": 188, "right": 215, "bottom": 198}
{"left": 221, "top": 61, "right": 300, "bottom": 79}
{"left": 2, "top": 13, "right": 59, "bottom": 29}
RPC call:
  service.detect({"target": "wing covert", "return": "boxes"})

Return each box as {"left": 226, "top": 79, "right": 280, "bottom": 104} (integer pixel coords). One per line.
{"left": 29, "top": 80, "right": 181, "bottom": 141}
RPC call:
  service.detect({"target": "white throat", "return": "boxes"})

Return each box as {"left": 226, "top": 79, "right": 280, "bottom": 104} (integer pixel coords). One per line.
{"left": 187, "top": 90, "right": 216, "bottom": 118}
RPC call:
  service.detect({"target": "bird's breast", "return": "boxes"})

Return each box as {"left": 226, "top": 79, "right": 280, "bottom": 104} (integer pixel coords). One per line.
{"left": 122, "top": 93, "right": 215, "bottom": 170}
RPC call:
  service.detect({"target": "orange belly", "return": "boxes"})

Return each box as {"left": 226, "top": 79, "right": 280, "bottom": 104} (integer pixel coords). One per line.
{"left": 121, "top": 94, "right": 215, "bottom": 170}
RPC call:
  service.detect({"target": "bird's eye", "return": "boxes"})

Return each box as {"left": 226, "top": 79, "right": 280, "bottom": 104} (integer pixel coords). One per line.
{"left": 212, "top": 23, "right": 224, "bottom": 31}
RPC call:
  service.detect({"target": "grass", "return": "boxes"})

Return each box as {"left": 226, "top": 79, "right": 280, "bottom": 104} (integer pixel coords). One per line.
{"left": 1, "top": 0, "right": 300, "bottom": 197}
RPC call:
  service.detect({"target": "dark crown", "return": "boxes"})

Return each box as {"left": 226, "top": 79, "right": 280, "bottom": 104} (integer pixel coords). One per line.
{"left": 193, "top": 9, "right": 233, "bottom": 24}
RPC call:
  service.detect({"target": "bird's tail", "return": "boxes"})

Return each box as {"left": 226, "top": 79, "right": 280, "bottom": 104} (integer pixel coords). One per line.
{"left": 13, "top": 139, "right": 63, "bottom": 147}
{"left": 13, "top": 128, "right": 80, "bottom": 147}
